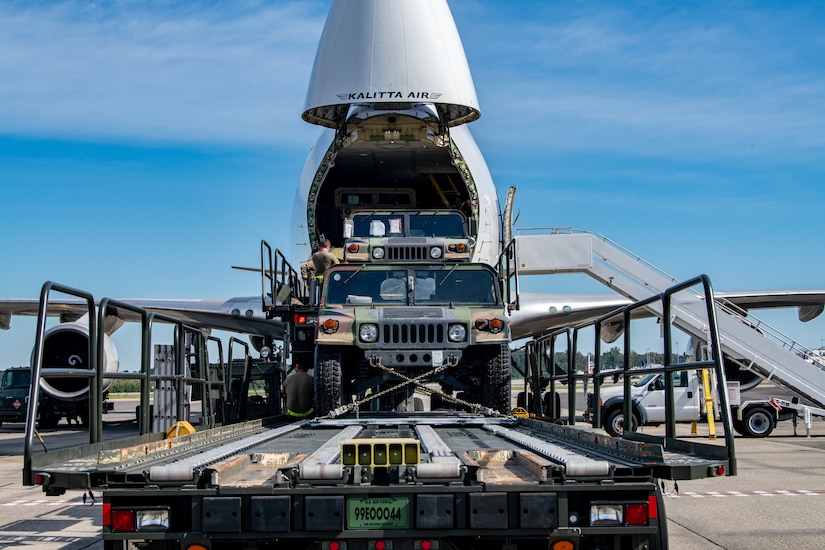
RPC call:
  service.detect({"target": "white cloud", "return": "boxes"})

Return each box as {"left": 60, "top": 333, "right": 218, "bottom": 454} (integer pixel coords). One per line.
{"left": 0, "top": 1, "right": 328, "bottom": 146}
{"left": 461, "top": 2, "right": 825, "bottom": 161}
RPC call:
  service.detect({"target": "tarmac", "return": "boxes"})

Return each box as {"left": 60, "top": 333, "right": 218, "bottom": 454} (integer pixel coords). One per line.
{"left": 1, "top": 396, "right": 824, "bottom": 549}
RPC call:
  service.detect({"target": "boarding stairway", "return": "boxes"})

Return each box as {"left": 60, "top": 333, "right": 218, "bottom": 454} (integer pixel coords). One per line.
{"left": 512, "top": 228, "right": 825, "bottom": 410}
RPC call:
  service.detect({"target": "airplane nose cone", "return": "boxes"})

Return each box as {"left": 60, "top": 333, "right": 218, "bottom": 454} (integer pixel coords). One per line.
{"left": 303, "top": 0, "right": 480, "bottom": 128}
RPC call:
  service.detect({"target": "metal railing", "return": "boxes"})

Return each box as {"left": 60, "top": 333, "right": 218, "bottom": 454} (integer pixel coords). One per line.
{"left": 261, "top": 240, "right": 307, "bottom": 313}
{"left": 23, "top": 282, "right": 236, "bottom": 486}
{"left": 524, "top": 274, "right": 737, "bottom": 475}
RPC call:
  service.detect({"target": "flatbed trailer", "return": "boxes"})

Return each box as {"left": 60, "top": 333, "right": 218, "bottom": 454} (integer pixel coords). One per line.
{"left": 27, "top": 410, "right": 733, "bottom": 550}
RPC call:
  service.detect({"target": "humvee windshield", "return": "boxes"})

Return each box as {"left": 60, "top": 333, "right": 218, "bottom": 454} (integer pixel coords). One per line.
{"left": 352, "top": 212, "right": 466, "bottom": 238}
{"left": 325, "top": 267, "right": 498, "bottom": 306}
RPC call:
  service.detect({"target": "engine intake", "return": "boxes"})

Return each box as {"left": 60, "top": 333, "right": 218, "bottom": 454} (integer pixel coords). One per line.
{"left": 35, "top": 322, "right": 119, "bottom": 401}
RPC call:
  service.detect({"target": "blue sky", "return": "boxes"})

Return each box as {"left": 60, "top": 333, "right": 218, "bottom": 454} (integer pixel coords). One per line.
{"left": 2, "top": 0, "right": 824, "bottom": 369}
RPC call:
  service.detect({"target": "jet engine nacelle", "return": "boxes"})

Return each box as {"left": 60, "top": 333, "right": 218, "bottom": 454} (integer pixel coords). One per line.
{"left": 34, "top": 322, "right": 119, "bottom": 402}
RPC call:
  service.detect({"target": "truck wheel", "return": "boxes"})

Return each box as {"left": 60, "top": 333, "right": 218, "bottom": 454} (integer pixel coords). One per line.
{"left": 481, "top": 345, "right": 511, "bottom": 414}
{"left": 39, "top": 410, "right": 58, "bottom": 429}
{"left": 604, "top": 408, "right": 638, "bottom": 437}
{"left": 742, "top": 407, "right": 775, "bottom": 437}
{"left": 314, "top": 347, "right": 343, "bottom": 417}
{"left": 731, "top": 418, "right": 745, "bottom": 436}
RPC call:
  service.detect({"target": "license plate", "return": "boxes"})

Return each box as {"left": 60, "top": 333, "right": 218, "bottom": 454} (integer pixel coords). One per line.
{"left": 347, "top": 497, "right": 410, "bottom": 529}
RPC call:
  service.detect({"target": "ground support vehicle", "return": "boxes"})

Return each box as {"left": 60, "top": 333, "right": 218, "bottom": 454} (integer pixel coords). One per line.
{"left": 26, "top": 411, "right": 735, "bottom": 550}
{"left": 587, "top": 371, "right": 798, "bottom": 438}
{"left": 0, "top": 365, "right": 113, "bottom": 428}
{"left": 22, "top": 276, "right": 737, "bottom": 550}
{"left": 0, "top": 367, "right": 31, "bottom": 427}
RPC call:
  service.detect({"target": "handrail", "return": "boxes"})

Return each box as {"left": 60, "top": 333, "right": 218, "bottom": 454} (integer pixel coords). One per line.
{"left": 514, "top": 226, "right": 825, "bottom": 412}
{"left": 498, "top": 238, "right": 519, "bottom": 312}
{"left": 24, "top": 282, "right": 97, "bottom": 486}
{"left": 24, "top": 284, "right": 223, "bottom": 485}
{"left": 261, "top": 240, "right": 307, "bottom": 314}
{"left": 227, "top": 337, "right": 250, "bottom": 422}
{"left": 525, "top": 274, "right": 737, "bottom": 475}
{"left": 95, "top": 298, "right": 151, "bottom": 441}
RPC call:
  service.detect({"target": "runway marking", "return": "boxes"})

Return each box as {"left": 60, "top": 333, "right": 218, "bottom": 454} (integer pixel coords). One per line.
{"left": 667, "top": 489, "right": 824, "bottom": 498}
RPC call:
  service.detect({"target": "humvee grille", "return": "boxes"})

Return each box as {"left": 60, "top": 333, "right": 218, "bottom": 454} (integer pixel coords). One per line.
{"left": 387, "top": 245, "right": 436, "bottom": 261}
{"left": 382, "top": 323, "right": 446, "bottom": 344}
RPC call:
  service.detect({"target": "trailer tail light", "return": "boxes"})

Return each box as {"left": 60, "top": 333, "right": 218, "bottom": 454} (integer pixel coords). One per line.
{"left": 34, "top": 473, "right": 50, "bottom": 486}
{"left": 624, "top": 503, "right": 648, "bottom": 525}
{"left": 136, "top": 509, "right": 171, "bottom": 530}
{"left": 370, "top": 540, "right": 392, "bottom": 550}
{"left": 590, "top": 504, "right": 623, "bottom": 526}
{"left": 106, "top": 506, "right": 170, "bottom": 532}
{"left": 589, "top": 501, "right": 649, "bottom": 526}
{"left": 322, "top": 542, "right": 347, "bottom": 550}
{"left": 550, "top": 542, "right": 575, "bottom": 550}
{"left": 415, "top": 540, "right": 439, "bottom": 550}
{"left": 111, "top": 509, "right": 135, "bottom": 532}
{"left": 648, "top": 494, "right": 658, "bottom": 519}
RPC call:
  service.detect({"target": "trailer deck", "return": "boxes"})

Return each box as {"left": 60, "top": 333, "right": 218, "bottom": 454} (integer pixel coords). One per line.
{"left": 31, "top": 412, "right": 732, "bottom": 497}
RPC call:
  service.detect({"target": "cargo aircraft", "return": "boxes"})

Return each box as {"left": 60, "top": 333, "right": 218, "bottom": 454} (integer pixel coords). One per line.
{"left": 2, "top": 0, "right": 824, "bottom": 399}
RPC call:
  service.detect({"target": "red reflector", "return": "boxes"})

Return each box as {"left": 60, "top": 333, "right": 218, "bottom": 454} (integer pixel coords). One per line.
{"left": 716, "top": 465, "right": 725, "bottom": 476}
{"left": 111, "top": 509, "right": 135, "bottom": 532}
{"left": 625, "top": 503, "right": 648, "bottom": 525}
{"left": 648, "top": 495, "right": 658, "bottom": 519}
{"left": 102, "top": 503, "right": 111, "bottom": 527}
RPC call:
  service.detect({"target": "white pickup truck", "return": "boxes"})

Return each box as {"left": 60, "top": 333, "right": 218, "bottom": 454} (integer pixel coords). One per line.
{"left": 587, "top": 370, "right": 795, "bottom": 437}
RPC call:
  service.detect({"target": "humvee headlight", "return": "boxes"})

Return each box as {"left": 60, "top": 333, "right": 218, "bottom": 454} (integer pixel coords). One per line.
{"left": 448, "top": 324, "right": 467, "bottom": 342}
{"left": 372, "top": 247, "right": 385, "bottom": 259}
{"left": 359, "top": 324, "right": 378, "bottom": 343}
{"left": 429, "top": 247, "right": 443, "bottom": 259}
